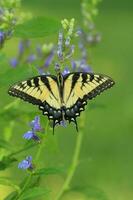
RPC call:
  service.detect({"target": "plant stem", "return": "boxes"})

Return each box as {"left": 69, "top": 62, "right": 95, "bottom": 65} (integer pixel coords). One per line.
{"left": 35, "top": 120, "right": 49, "bottom": 163}
{"left": 14, "top": 173, "right": 32, "bottom": 200}
{"left": 14, "top": 120, "right": 49, "bottom": 200}
{"left": 54, "top": 114, "right": 85, "bottom": 200}
{"left": 10, "top": 143, "right": 37, "bottom": 157}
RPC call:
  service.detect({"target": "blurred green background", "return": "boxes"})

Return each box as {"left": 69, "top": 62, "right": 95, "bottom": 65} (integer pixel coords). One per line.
{"left": 0, "top": 0, "right": 133, "bottom": 199}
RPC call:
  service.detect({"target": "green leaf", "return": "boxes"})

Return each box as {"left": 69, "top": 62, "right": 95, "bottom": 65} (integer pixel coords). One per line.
{"left": 0, "top": 66, "right": 37, "bottom": 87}
{"left": 14, "top": 17, "right": 60, "bottom": 38}
{"left": 4, "top": 191, "right": 18, "bottom": 200}
{"left": 0, "top": 139, "right": 14, "bottom": 150}
{"left": 34, "top": 167, "right": 65, "bottom": 176}
{"left": 20, "top": 187, "right": 50, "bottom": 200}
{"left": 0, "top": 177, "right": 20, "bottom": 191}
{"left": 0, "top": 156, "right": 17, "bottom": 170}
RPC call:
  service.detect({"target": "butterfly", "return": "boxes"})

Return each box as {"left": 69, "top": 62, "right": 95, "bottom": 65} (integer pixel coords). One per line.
{"left": 8, "top": 72, "right": 115, "bottom": 132}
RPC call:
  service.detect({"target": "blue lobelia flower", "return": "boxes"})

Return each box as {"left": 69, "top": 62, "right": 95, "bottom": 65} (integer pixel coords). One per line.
{"left": 71, "top": 58, "right": 93, "bottom": 73}
{"left": 27, "top": 54, "right": 36, "bottom": 63}
{"left": 44, "top": 51, "right": 54, "bottom": 67}
{"left": 56, "top": 120, "right": 67, "bottom": 128}
{"left": 18, "top": 41, "right": 24, "bottom": 54}
{"left": 60, "top": 120, "right": 67, "bottom": 127}
{"left": 62, "top": 67, "right": 70, "bottom": 75}
{"left": 23, "top": 130, "right": 40, "bottom": 142}
{"left": 18, "top": 156, "right": 33, "bottom": 170}
{"left": 10, "top": 58, "right": 18, "bottom": 68}
{"left": 23, "top": 116, "right": 42, "bottom": 142}
{"left": 0, "top": 31, "right": 5, "bottom": 47}
{"left": 30, "top": 116, "right": 42, "bottom": 132}
{"left": 23, "top": 130, "right": 34, "bottom": 140}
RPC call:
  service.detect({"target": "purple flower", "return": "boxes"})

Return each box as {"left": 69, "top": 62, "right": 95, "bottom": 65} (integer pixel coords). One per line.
{"left": 80, "top": 65, "right": 93, "bottom": 73}
{"left": 71, "top": 59, "right": 93, "bottom": 73}
{"left": 18, "top": 40, "right": 30, "bottom": 55}
{"left": 57, "top": 32, "right": 63, "bottom": 59}
{"left": 60, "top": 120, "right": 67, "bottom": 127}
{"left": 38, "top": 67, "right": 45, "bottom": 75}
{"left": 23, "top": 130, "right": 40, "bottom": 142}
{"left": 76, "top": 29, "right": 82, "bottom": 36}
{"left": 36, "top": 45, "right": 42, "bottom": 57}
{"left": 62, "top": 67, "right": 70, "bottom": 75}
{"left": 23, "top": 130, "right": 34, "bottom": 140}
{"left": 10, "top": 58, "right": 18, "bottom": 68}
{"left": 55, "top": 63, "right": 60, "bottom": 72}
{"left": 30, "top": 116, "right": 42, "bottom": 131}
{"left": 27, "top": 54, "right": 36, "bottom": 63}
{"left": 23, "top": 116, "right": 42, "bottom": 142}
{"left": 65, "top": 36, "right": 70, "bottom": 46}
{"left": 65, "top": 45, "right": 75, "bottom": 59}
{"left": 79, "top": 42, "right": 87, "bottom": 59}
{"left": 71, "top": 60, "right": 77, "bottom": 71}
{"left": 44, "top": 51, "right": 54, "bottom": 67}
{"left": 18, "top": 41, "right": 24, "bottom": 54}
{"left": 0, "top": 31, "right": 5, "bottom": 47}
{"left": 78, "top": 59, "right": 93, "bottom": 73}
{"left": 18, "top": 156, "right": 33, "bottom": 170}
{"left": 56, "top": 120, "right": 67, "bottom": 127}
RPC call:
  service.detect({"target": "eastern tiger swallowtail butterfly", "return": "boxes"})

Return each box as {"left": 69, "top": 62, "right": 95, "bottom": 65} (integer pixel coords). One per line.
{"left": 8, "top": 72, "right": 115, "bottom": 132}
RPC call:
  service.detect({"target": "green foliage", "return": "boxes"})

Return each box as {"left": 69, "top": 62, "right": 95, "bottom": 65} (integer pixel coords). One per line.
{"left": 0, "top": 177, "right": 20, "bottom": 191}
{"left": 14, "top": 17, "right": 60, "bottom": 38}
{"left": 0, "top": 65, "right": 37, "bottom": 86}
{"left": 0, "top": 0, "right": 114, "bottom": 200}
{"left": 34, "top": 167, "right": 65, "bottom": 176}
{"left": 0, "top": 156, "right": 17, "bottom": 170}
{"left": 19, "top": 187, "right": 50, "bottom": 200}
{"left": 4, "top": 191, "right": 18, "bottom": 200}
{"left": 81, "top": 0, "right": 102, "bottom": 23}
{"left": 0, "top": 139, "right": 14, "bottom": 150}
{"left": 0, "top": 0, "right": 21, "bottom": 9}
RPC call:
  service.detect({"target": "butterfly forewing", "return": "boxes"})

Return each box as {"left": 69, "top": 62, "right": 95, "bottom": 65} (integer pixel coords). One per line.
{"left": 8, "top": 75, "right": 62, "bottom": 121}
{"left": 63, "top": 72, "right": 115, "bottom": 121}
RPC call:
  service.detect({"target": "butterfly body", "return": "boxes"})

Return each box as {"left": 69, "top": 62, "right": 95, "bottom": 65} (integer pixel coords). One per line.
{"left": 8, "top": 72, "right": 115, "bottom": 132}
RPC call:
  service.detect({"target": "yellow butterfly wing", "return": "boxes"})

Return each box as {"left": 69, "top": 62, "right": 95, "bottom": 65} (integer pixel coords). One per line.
{"left": 8, "top": 75, "right": 62, "bottom": 121}
{"left": 63, "top": 72, "right": 115, "bottom": 121}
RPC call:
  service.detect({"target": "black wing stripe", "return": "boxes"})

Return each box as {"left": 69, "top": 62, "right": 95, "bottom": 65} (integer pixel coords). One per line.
{"left": 8, "top": 88, "right": 42, "bottom": 106}
{"left": 81, "top": 73, "right": 88, "bottom": 89}
{"left": 87, "top": 78, "right": 114, "bottom": 100}
{"left": 66, "top": 73, "right": 80, "bottom": 102}
{"left": 71, "top": 73, "right": 80, "bottom": 90}
{"left": 40, "top": 76, "right": 58, "bottom": 100}
{"left": 33, "top": 77, "right": 39, "bottom": 87}
{"left": 27, "top": 80, "right": 32, "bottom": 87}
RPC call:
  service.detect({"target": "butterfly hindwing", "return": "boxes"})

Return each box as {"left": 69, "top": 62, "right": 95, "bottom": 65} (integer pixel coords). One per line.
{"left": 63, "top": 72, "right": 115, "bottom": 122}
{"left": 8, "top": 75, "right": 62, "bottom": 123}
